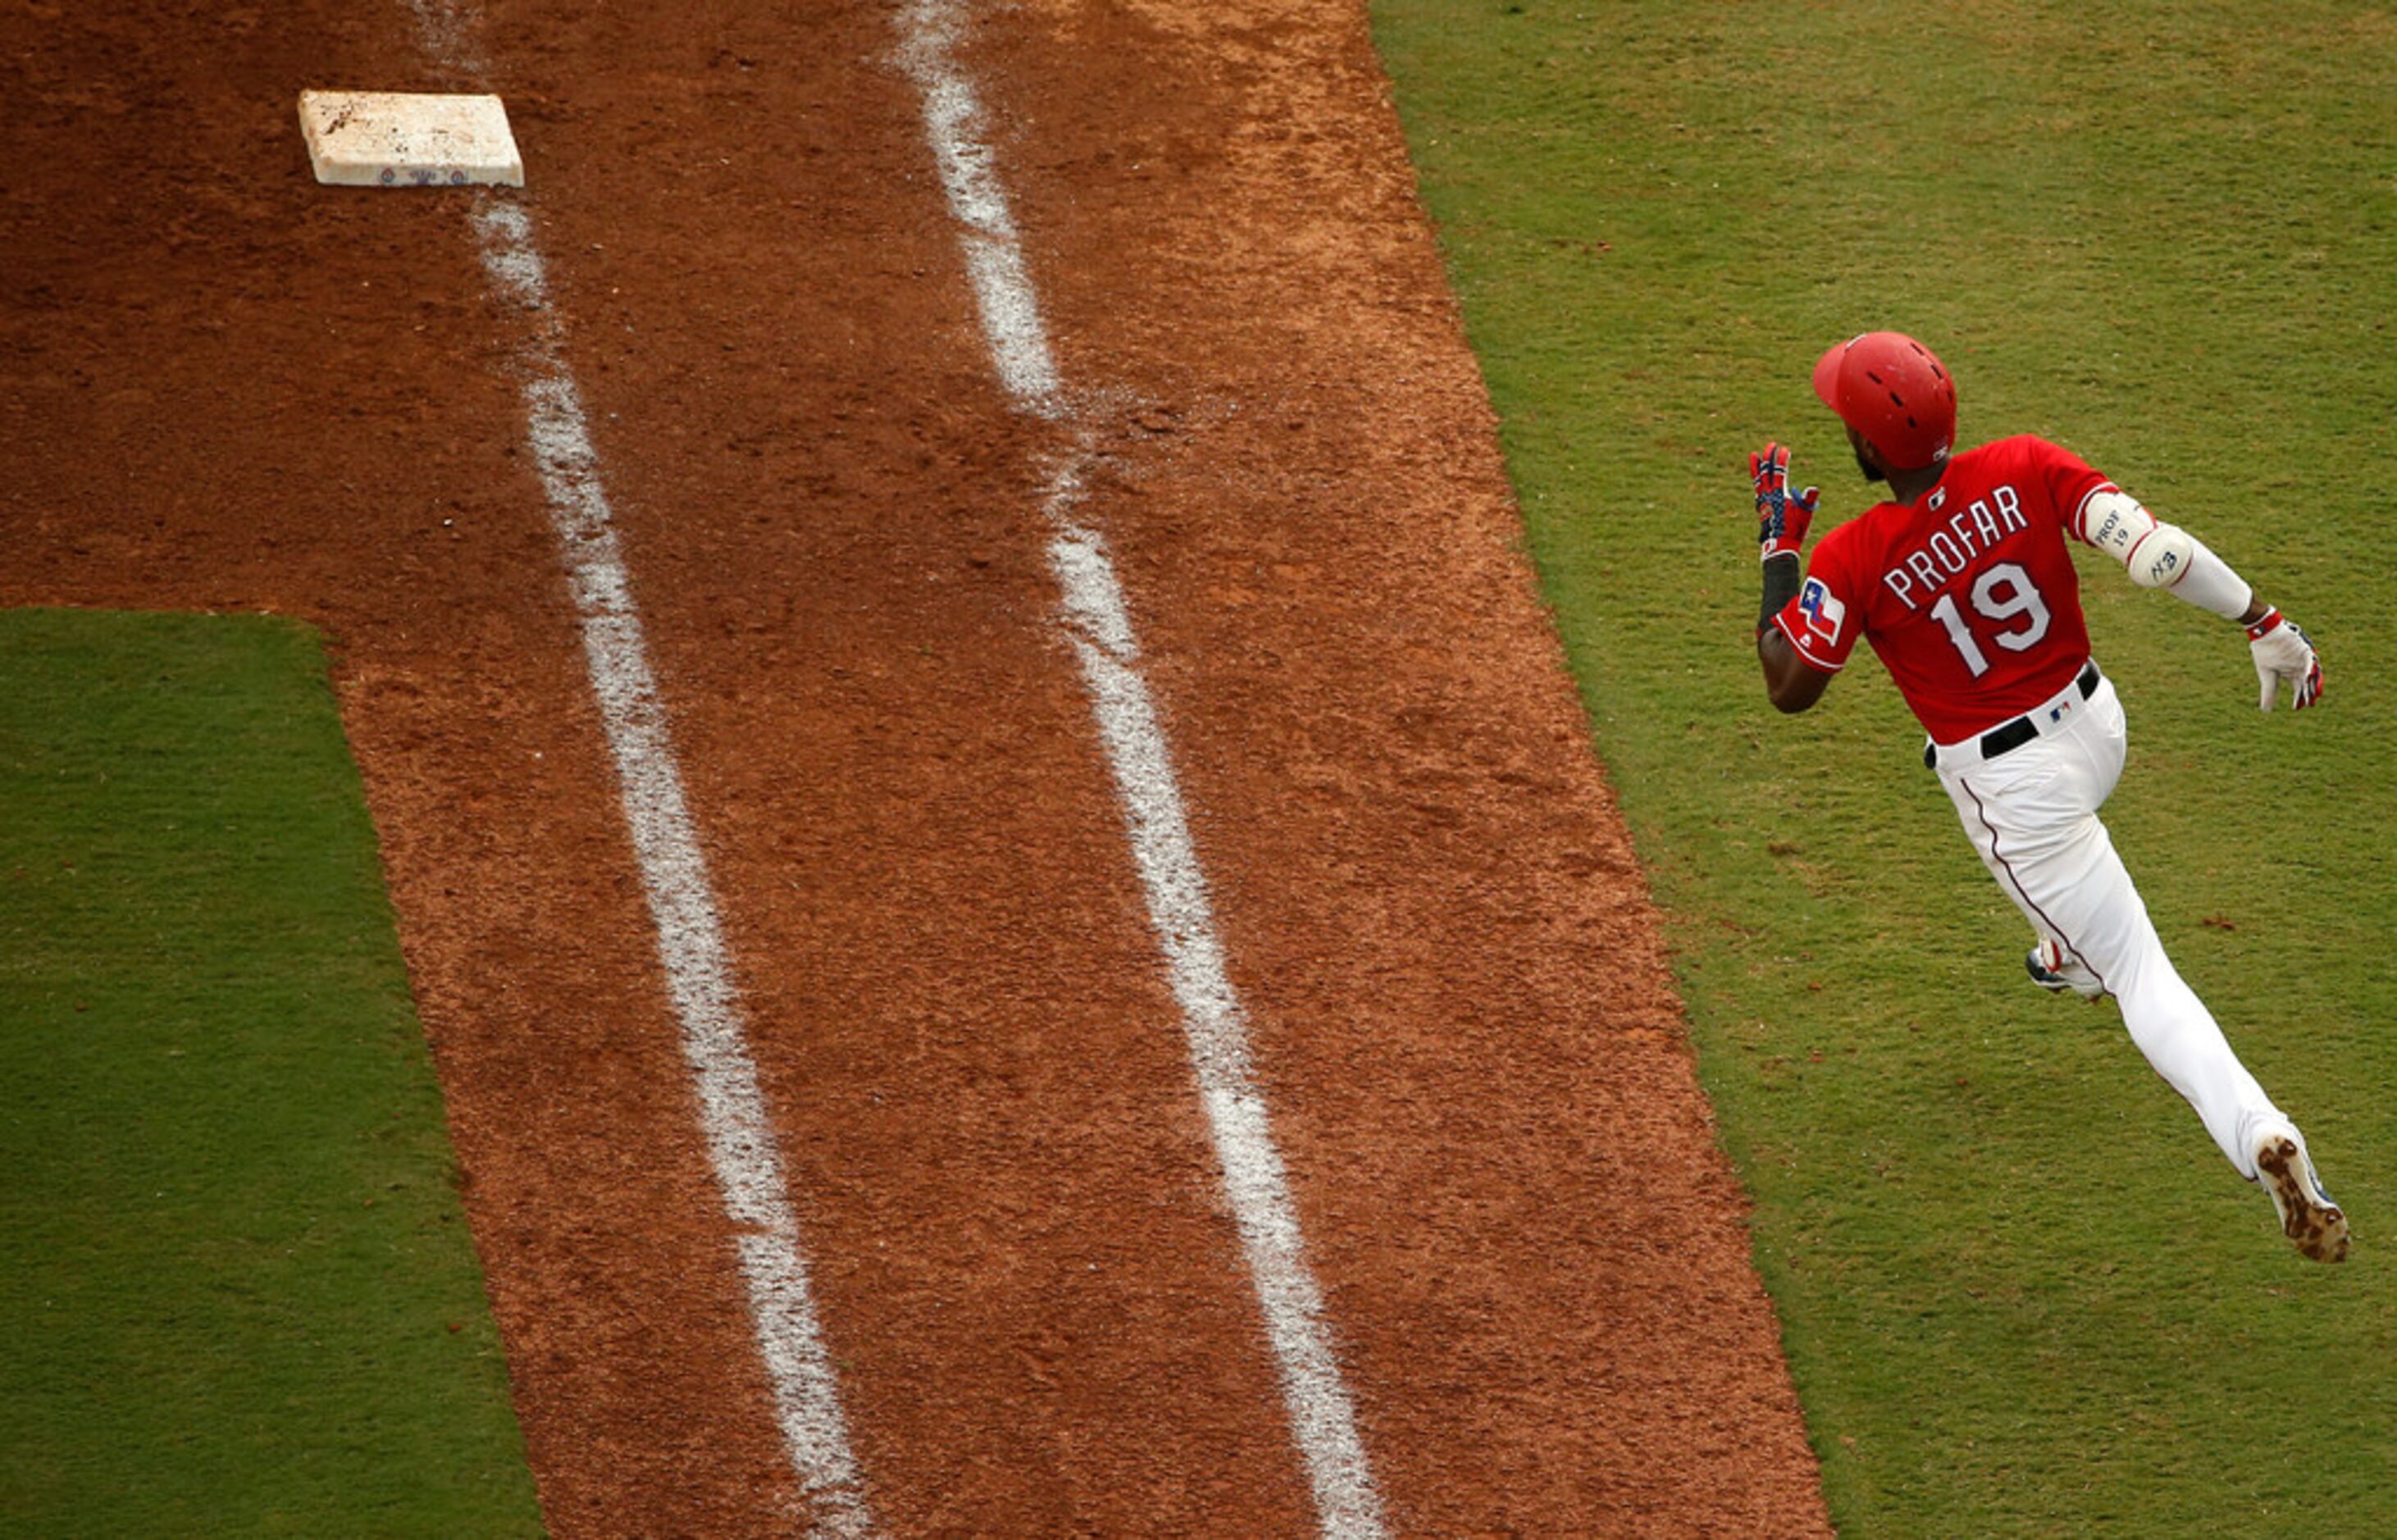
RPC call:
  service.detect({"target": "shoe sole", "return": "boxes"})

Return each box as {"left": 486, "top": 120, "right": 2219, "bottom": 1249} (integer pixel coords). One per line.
{"left": 2257, "top": 1134, "right": 2349, "bottom": 1264}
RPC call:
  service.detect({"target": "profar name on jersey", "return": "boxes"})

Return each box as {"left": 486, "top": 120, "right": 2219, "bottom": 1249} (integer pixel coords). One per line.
{"left": 1882, "top": 482, "right": 2030, "bottom": 610}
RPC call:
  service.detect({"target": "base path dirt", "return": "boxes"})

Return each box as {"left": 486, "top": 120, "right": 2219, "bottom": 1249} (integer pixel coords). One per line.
{"left": 3, "top": 0, "right": 1829, "bottom": 1532}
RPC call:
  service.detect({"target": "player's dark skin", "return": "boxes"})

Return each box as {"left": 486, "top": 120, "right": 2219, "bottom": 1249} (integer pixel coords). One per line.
{"left": 1756, "top": 426, "right": 2272, "bottom": 713}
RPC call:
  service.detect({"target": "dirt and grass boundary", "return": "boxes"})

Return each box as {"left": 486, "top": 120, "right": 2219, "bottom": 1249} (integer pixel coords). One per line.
{"left": 0, "top": 610, "right": 539, "bottom": 1536}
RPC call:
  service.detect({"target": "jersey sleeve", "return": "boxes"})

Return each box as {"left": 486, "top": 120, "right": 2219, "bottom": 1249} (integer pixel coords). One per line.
{"left": 2030, "top": 436, "right": 2119, "bottom": 541}
{"left": 1770, "top": 524, "right": 1862, "bottom": 674}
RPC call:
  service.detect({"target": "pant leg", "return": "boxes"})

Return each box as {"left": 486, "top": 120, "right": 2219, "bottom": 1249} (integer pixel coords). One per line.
{"left": 1939, "top": 681, "right": 2281, "bottom": 1178}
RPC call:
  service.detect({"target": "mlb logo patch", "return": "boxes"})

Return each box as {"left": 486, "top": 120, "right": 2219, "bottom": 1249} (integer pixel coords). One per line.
{"left": 1798, "top": 577, "right": 1846, "bottom": 643}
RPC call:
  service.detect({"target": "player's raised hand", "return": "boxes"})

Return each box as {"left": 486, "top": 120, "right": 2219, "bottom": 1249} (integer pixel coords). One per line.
{"left": 1751, "top": 441, "right": 1819, "bottom": 561}
{"left": 2247, "top": 608, "right": 2324, "bottom": 710}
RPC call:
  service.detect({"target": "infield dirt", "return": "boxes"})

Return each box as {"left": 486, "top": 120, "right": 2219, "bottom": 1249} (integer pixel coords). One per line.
{"left": 2, "top": 0, "right": 1827, "bottom": 1531}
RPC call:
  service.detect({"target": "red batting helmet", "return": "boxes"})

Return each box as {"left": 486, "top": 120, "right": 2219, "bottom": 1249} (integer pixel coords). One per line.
{"left": 1812, "top": 331, "right": 1957, "bottom": 471}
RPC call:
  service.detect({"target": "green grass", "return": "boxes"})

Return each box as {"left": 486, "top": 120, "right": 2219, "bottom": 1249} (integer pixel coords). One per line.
{"left": 1370, "top": 2, "right": 2397, "bottom": 1532}
{"left": 0, "top": 610, "right": 541, "bottom": 1537}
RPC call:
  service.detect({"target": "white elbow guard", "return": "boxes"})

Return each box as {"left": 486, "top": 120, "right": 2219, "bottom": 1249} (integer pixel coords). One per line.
{"left": 2082, "top": 490, "right": 2176, "bottom": 582}
{"left": 2080, "top": 490, "right": 2253, "bottom": 618}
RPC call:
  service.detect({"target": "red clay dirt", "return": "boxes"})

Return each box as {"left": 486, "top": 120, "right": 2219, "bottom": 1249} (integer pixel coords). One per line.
{"left": 3, "top": 0, "right": 1829, "bottom": 1533}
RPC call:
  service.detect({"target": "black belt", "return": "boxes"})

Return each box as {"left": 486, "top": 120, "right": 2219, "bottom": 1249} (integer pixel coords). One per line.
{"left": 1925, "top": 661, "right": 2101, "bottom": 769}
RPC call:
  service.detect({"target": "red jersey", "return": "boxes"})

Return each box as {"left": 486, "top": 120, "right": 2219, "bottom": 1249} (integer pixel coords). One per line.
{"left": 1772, "top": 435, "right": 2115, "bottom": 742}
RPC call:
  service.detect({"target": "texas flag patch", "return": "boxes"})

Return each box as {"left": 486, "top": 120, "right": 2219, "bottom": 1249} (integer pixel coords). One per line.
{"left": 1798, "top": 576, "right": 1847, "bottom": 643}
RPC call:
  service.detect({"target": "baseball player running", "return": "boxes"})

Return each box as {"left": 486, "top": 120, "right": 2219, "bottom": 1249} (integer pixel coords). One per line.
{"left": 1749, "top": 330, "right": 2347, "bottom": 1262}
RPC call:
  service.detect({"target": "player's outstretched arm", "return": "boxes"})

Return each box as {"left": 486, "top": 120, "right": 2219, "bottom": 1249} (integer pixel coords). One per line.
{"left": 2077, "top": 490, "right": 2324, "bottom": 709}
{"left": 1750, "top": 442, "right": 1831, "bottom": 713}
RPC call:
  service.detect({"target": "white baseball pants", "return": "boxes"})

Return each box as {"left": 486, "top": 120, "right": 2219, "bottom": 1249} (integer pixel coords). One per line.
{"left": 1932, "top": 667, "right": 2283, "bottom": 1179}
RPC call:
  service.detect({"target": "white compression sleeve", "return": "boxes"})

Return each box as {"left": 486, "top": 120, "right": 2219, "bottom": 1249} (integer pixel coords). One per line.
{"left": 2161, "top": 531, "right": 2254, "bottom": 619}
{"left": 2079, "top": 489, "right": 2253, "bottom": 619}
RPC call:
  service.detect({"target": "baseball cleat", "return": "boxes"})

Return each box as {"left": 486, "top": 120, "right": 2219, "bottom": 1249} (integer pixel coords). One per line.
{"left": 2025, "top": 938, "right": 2105, "bottom": 1000}
{"left": 2254, "top": 1128, "right": 2349, "bottom": 1264}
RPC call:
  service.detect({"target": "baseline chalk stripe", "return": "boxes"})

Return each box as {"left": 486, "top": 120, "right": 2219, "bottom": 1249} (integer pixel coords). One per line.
{"left": 403, "top": 0, "right": 486, "bottom": 77}
{"left": 897, "top": 4, "right": 1388, "bottom": 1533}
{"left": 388, "top": 2, "right": 873, "bottom": 1529}
{"left": 467, "top": 198, "right": 873, "bottom": 1538}
{"left": 893, "top": 5, "right": 1063, "bottom": 417}
{"left": 1046, "top": 488, "right": 1387, "bottom": 1535}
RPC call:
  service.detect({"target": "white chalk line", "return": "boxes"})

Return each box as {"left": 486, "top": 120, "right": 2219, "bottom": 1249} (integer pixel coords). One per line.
{"left": 402, "top": 4, "right": 874, "bottom": 1532}
{"left": 896, "top": 3, "right": 1388, "bottom": 1533}
{"left": 470, "top": 185, "right": 873, "bottom": 1540}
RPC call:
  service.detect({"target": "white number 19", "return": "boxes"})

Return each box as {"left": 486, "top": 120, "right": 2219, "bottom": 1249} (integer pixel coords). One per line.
{"left": 1930, "top": 562, "right": 2052, "bottom": 678}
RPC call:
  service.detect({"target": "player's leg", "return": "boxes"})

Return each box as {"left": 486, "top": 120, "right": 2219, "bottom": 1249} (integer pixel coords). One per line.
{"left": 1938, "top": 685, "right": 2344, "bottom": 1258}
{"left": 2009, "top": 817, "right": 2278, "bottom": 1174}
{"left": 1939, "top": 694, "right": 2282, "bottom": 1175}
